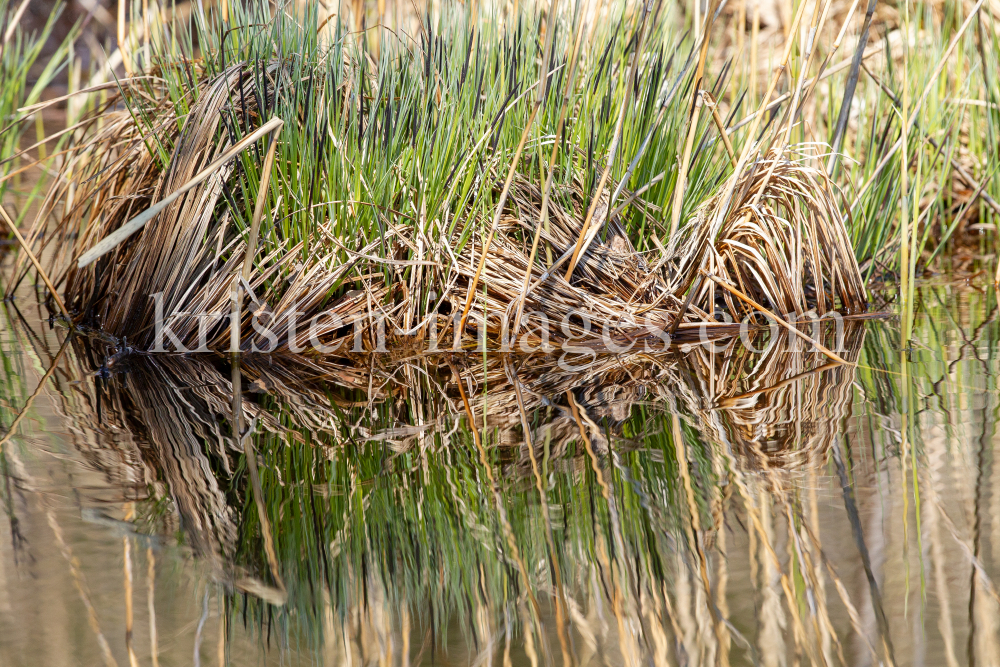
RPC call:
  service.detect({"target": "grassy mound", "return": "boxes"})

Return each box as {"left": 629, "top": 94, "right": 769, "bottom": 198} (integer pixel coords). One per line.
{"left": 7, "top": 0, "right": 874, "bottom": 356}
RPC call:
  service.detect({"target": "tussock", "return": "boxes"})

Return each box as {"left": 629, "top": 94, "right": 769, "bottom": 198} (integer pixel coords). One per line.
{"left": 15, "top": 2, "right": 867, "bottom": 356}
{"left": 666, "top": 147, "right": 867, "bottom": 320}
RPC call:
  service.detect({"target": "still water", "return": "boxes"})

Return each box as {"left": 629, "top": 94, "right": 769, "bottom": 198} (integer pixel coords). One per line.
{"left": 0, "top": 280, "right": 997, "bottom": 667}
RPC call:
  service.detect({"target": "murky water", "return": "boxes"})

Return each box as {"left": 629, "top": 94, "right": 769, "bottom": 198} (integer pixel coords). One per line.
{"left": 0, "top": 280, "right": 998, "bottom": 666}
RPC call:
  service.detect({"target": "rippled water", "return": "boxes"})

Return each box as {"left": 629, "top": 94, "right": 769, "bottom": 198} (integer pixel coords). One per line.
{"left": 0, "top": 280, "right": 998, "bottom": 666}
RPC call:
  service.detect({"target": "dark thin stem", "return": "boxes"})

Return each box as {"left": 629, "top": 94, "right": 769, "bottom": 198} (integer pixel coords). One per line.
{"left": 828, "top": 0, "right": 878, "bottom": 177}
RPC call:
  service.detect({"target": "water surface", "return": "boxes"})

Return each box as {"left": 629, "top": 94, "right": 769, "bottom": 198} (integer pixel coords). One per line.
{"left": 1, "top": 280, "right": 999, "bottom": 667}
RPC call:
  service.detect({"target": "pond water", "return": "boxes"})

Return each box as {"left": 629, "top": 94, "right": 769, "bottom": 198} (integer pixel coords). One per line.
{"left": 0, "top": 279, "right": 998, "bottom": 667}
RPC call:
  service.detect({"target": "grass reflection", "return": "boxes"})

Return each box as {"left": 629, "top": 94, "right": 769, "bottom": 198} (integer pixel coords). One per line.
{"left": 12, "top": 284, "right": 1000, "bottom": 666}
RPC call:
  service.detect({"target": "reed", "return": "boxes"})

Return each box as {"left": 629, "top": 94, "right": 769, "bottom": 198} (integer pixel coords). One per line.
{"left": 0, "top": 0, "right": 71, "bottom": 210}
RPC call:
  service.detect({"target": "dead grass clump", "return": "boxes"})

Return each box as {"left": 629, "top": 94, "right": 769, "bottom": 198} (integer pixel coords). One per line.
{"left": 666, "top": 146, "right": 867, "bottom": 321}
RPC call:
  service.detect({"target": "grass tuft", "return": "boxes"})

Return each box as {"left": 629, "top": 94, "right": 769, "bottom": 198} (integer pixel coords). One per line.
{"left": 7, "top": 0, "right": 882, "bottom": 353}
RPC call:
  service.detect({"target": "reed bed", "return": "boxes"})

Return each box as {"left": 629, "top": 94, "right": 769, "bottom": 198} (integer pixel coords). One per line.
{"left": 1, "top": 0, "right": 998, "bottom": 351}
{"left": 2, "top": 0, "right": 1000, "bottom": 663}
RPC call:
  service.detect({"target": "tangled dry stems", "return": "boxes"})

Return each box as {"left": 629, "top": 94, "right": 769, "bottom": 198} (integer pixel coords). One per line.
{"left": 28, "top": 56, "right": 867, "bottom": 357}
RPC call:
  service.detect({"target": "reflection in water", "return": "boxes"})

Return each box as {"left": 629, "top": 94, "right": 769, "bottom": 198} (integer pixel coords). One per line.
{"left": 1, "top": 284, "right": 999, "bottom": 666}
